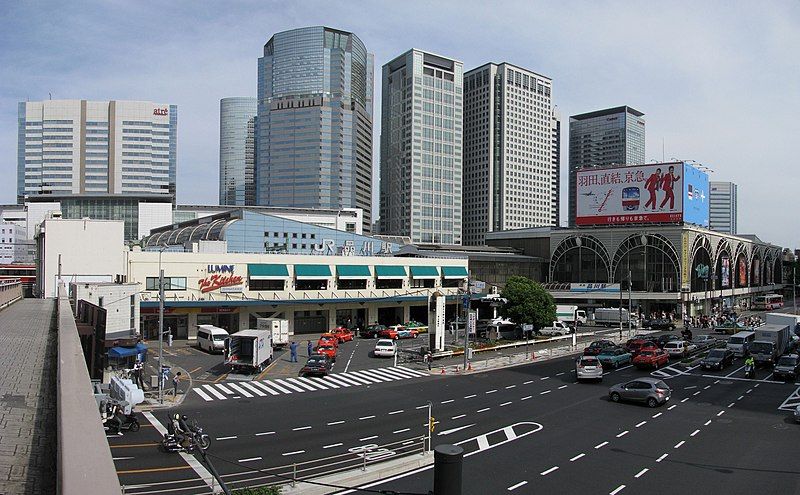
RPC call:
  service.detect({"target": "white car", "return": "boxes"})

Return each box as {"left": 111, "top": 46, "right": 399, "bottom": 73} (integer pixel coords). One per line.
{"left": 373, "top": 339, "right": 398, "bottom": 358}
{"left": 664, "top": 340, "right": 697, "bottom": 358}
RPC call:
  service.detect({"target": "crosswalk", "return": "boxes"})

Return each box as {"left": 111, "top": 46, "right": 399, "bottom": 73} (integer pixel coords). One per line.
{"left": 651, "top": 365, "right": 695, "bottom": 379}
{"left": 778, "top": 386, "right": 800, "bottom": 411}
{"left": 192, "top": 366, "right": 430, "bottom": 402}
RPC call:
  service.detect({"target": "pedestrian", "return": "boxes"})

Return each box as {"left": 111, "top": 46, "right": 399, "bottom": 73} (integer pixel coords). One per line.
{"left": 307, "top": 340, "right": 313, "bottom": 357}
{"left": 290, "top": 341, "right": 298, "bottom": 363}
{"left": 425, "top": 352, "right": 432, "bottom": 371}
{"left": 172, "top": 372, "right": 182, "bottom": 398}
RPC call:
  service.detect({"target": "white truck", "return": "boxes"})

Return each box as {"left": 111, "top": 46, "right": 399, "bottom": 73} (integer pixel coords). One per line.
{"left": 765, "top": 313, "right": 800, "bottom": 337}
{"left": 224, "top": 329, "right": 273, "bottom": 373}
{"left": 750, "top": 324, "right": 790, "bottom": 366}
{"left": 557, "top": 305, "right": 587, "bottom": 326}
{"left": 593, "top": 308, "right": 638, "bottom": 328}
{"left": 539, "top": 321, "right": 573, "bottom": 336}
{"left": 257, "top": 318, "right": 289, "bottom": 349}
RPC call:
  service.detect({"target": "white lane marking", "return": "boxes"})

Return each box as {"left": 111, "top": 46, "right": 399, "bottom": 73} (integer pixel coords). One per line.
{"left": 617, "top": 365, "right": 633, "bottom": 371}
{"left": 746, "top": 388, "right": 753, "bottom": 394}
{"left": 239, "top": 382, "right": 267, "bottom": 396}
{"left": 477, "top": 407, "right": 491, "bottom": 413}
{"left": 215, "top": 383, "right": 234, "bottom": 395}
{"left": 216, "top": 436, "right": 237, "bottom": 441}
{"left": 684, "top": 386, "right": 697, "bottom": 390}
{"left": 486, "top": 389, "right": 498, "bottom": 394}
{"left": 330, "top": 374, "right": 365, "bottom": 386}
{"left": 558, "top": 385, "right": 568, "bottom": 390}
{"left": 521, "top": 395, "right": 532, "bottom": 401}
{"left": 464, "top": 394, "right": 477, "bottom": 399}
{"left": 505, "top": 385, "right": 517, "bottom": 389}
{"left": 255, "top": 431, "right": 275, "bottom": 436}
{"left": 112, "top": 456, "right": 135, "bottom": 461}
{"left": 452, "top": 414, "right": 466, "bottom": 420}
{"left": 336, "top": 373, "right": 372, "bottom": 386}
{"left": 415, "top": 405, "right": 428, "bottom": 410}
{"left": 327, "top": 420, "right": 345, "bottom": 426}
{"left": 226, "top": 383, "right": 254, "bottom": 398}
{"left": 264, "top": 380, "right": 294, "bottom": 394}
{"left": 754, "top": 383, "right": 761, "bottom": 388}
{"left": 704, "top": 420, "right": 712, "bottom": 426}
{"left": 294, "top": 377, "right": 330, "bottom": 390}
{"left": 441, "top": 399, "right": 454, "bottom": 404}
{"left": 703, "top": 385, "right": 711, "bottom": 390}
{"left": 681, "top": 398, "right": 689, "bottom": 403}
{"left": 344, "top": 343, "right": 357, "bottom": 373}
{"left": 595, "top": 441, "right": 609, "bottom": 449}
{"left": 393, "top": 428, "right": 411, "bottom": 434}
{"left": 690, "top": 429, "right": 700, "bottom": 437}
{"left": 285, "top": 378, "right": 318, "bottom": 391}
{"left": 396, "top": 366, "right": 431, "bottom": 377}
{"left": 347, "top": 370, "right": 386, "bottom": 384}
{"left": 360, "top": 435, "right": 378, "bottom": 441}
{"left": 674, "top": 440, "right": 685, "bottom": 448}
{"left": 616, "top": 430, "right": 629, "bottom": 438}
{"left": 388, "top": 410, "right": 404, "bottom": 415}
{"left": 540, "top": 390, "right": 551, "bottom": 395}
{"left": 656, "top": 453, "right": 668, "bottom": 462}
{"left": 193, "top": 388, "right": 213, "bottom": 401}
{"left": 359, "top": 415, "right": 376, "bottom": 420}
{"left": 570, "top": 453, "right": 585, "bottom": 461}
{"left": 438, "top": 424, "right": 476, "bottom": 436}
{"left": 693, "top": 391, "right": 701, "bottom": 396}
{"left": 714, "top": 379, "right": 720, "bottom": 384}
{"left": 763, "top": 375, "right": 772, "bottom": 382}
{"left": 738, "top": 395, "right": 744, "bottom": 400}
{"left": 540, "top": 466, "right": 559, "bottom": 476}
{"left": 507, "top": 480, "right": 528, "bottom": 491}
{"left": 717, "top": 410, "right": 725, "bottom": 417}
{"left": 728, "top": 402, "right": 735, "bottom": 408}
{"left": 634, "top": 468, "right": 649, "bottom": 478}
{"left": 370, "top": 368, "right": 409, "bottom": 381}
{"left": 652, "top": 412, "right": 662, "bottom": 418}
{"left": 238, "top": 456, "right": 262, "bottom": 463}
{"left": 524, "top": 380, "right": 534, "bottom": 384}
{"left": 322, "top": 375, "right": 353, "bottom": 387}
{"left": 725, "top": 365, "right": 745, "bottom": 377}
{"left": 202, "top": 384, "right": 227, "bottom": 400}
{"left": 500, "top": 401, "right": 512, "bottom": 407}
{"left": 292, "top": 426, "right": 311, "bottom": 431}
{"left": 668, "top": 405, "right": 677, "bottom": 410}
{"left": 323, "top": 443, "right": 343, "bottom": 449}
{"left": 540, "top": 377, "right": 550, "bottom": 381}
{"left": 610, "top": 485, "right": 626, "bottom": 495}
{"left": 556, "top": 372, "right": 565, "bottom": 376}
{"left": 282, "top": 450, "right": 305, "bottom": 456}
{"left": 402, "top": 441, "right": 415, "bottom": 446}
{"left": 635, "top": 421, "right": 647, "bottom": 428}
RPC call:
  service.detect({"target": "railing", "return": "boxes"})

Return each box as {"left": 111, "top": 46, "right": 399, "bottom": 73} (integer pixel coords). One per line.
{"left": 57, "top": 283, "right": 121, "bottom": 495}
{"left": 0, "top": 278, "right": 22, "bottom": 310}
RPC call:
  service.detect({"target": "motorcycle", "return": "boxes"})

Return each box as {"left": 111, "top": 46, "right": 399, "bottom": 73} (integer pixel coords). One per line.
{"left": 103, "top": 412, "right": 140, "bottom": 433}
{"left": 161, "top": 421, "right": 211, "bottom": 453}
{"left": 744, "top": 363, "right": 755, "bottom": 379}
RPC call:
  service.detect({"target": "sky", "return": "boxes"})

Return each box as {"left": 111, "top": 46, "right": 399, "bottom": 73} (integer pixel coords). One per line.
{"left": 1, "top": 1, "right": 798, "bottom": 247}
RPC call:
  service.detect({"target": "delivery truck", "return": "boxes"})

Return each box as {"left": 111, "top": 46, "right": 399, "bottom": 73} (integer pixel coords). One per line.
{"left": 257, "top": 318, "right": 289, "bottom": 349}
{"left": 593, "top": 308, "right": 638, "bottom": 328}
{"left": 557, "top": 305, "right": 587, "bottom": 326}
{"left": 750, "top": 323, "right": 790, "bottom": 366}
{"left": 765, "top": 313, "right": 800, "bottom": 337}
{"left": 224, "top": 329, "right": 273, "bottom": 373}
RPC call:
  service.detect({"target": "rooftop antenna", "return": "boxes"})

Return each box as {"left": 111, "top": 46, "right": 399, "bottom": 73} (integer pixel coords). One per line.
{"left": 49, "top": 92, "right": 52, "bottom": 100}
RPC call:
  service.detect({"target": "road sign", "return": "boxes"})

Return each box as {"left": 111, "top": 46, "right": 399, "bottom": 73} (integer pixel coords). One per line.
{"left": 467, "top": 311, "right": 477, "bottom": 336}
{"left": 462, "top": 295, "right": 470, "bottom": 309}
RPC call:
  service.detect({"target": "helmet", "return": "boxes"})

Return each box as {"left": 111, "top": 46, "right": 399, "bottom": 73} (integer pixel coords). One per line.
{"left": 174, "top": 413, "right": 180, "bottom": 420}
{"left": 182, "top": 415, "right": 188, "bottom": 421}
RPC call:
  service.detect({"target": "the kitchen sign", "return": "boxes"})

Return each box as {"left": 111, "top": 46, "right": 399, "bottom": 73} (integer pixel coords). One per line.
{"left": 199, "top": 265, "right": 243, "bottom": 293}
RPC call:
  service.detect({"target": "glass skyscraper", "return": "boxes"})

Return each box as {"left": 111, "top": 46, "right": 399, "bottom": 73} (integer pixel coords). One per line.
{"left": 568, "top": 106, "right": 644, "bottom": 227}
{"left": 709, "top": 181, "right": 737, "bottom": 234}
{"left": 219, "top": 97, "right": 257, "bottom": 206}
{"left": 379, "top": 49, "right": 463, "bottom": 244}
{"left": 256, "top": 27, "right": 374, "bottom": 232}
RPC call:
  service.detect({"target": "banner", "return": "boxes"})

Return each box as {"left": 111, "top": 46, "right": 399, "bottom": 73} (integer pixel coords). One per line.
{"left": 681, "top": 232, "right": 690, "bottom": 290}
{"left": 721, "top": 256, "right": 730, "bottom": 288}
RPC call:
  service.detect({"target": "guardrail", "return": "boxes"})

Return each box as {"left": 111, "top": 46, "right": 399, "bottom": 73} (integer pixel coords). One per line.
{"left": 57, "top": 283, "right": 121, "bottom": 495}
{"left": 0, "top": 278, "right": 22, "bottom": 310}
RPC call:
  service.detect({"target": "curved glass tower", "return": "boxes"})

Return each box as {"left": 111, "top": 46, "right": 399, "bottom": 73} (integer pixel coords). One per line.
{"left": 219, "top": 97, "right": 257, "bottom": 205}
{"left": 257, "top": 26, "right": 374, "bottom": 232}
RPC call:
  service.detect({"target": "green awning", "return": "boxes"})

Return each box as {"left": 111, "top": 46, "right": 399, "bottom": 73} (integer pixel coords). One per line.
{"left": 248, "top": 264, "right": 289, "bottom": 280}
{"left": 294, "top": 264, "right": 332, "bottom": 280}
{"left": 374, "top": 265, "right": 408, "bottom": 279}
{"left": 336, "top": 265, "right": 371, "bottom": 280}
{"left": 442, "top": 266, "right": 469, "bottom": 279}
{"left": 410, "top": 266, "right": 439, "bottom": 279}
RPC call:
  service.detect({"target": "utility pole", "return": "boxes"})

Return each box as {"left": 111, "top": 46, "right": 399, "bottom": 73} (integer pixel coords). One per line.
{"left": 794, "top": 266, "right": 797, "bottom": 314}
{"left": 628, "top": 268, "right": 632, "bottom": 335}
{"left": 618, "top": 276, "right": 623, "bottom": 339}
{"left": 158, "top": 267, "right": 165, "bottom": 405}
{"left": 462, "top": 277, "right": 469, "bottom": 372}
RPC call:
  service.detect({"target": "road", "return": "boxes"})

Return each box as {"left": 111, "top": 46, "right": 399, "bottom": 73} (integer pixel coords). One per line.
{"left": 110, "top": 325, "right": 800, "bottom": 494}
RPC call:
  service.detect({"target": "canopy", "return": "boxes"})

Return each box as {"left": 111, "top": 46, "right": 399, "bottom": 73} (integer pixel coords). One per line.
{"left": 410, "top": 266, "right": 439, "bottom": 279}
{"left": 248, "top": 264, "right": 289, "bottom": 280}
{"left": 442, "top": 266, "right": 469, "bottom": 279}
{"left": 294, "top": 264, "right": 332, "bottom": 280}
{"left": 336, "top": 265, "right": 371, "bottom": 280}
{"left": 108, "top": 342, "right": 148, "bottom": 359}
{"left": 374, "top": 266, "right": 407, "bottom": 279}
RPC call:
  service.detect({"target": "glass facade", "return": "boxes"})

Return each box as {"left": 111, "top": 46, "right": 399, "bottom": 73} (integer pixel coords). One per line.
{"left": 709, "top": 181, "right": 737, "bottom": 234}
{"left": 568, "top": 106, "right": 645, "bottom": 226}
{"left": 57, "top": 196, "right": 147, "bottom": 242}
{"left": 256, "top": 27, "right": 373, "bottom": 232}
{"left": 219, "top": 97, "right": 257, "bottom": 206}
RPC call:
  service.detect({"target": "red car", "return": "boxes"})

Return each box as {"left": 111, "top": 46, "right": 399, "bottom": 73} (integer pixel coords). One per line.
{"left": 632, "top": 349, "right": 670, "bottom": 369}
{"left": 316, "top": 343, "right": 337, "bottom": 362}
{"left": 317, "top": 333, "right": 339, "bottom": 349}
{"left": 625, "top": 339, "right": 658, "bottom": 357}
{"left": 378, "top": 327, "right": 399, "bottom": 339}
{"left": 330, "top": 327, "right": 354, "bottom": 343}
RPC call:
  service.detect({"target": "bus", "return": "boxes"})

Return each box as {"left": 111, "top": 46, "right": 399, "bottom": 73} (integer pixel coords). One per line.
{"left": 753, "top": 294, "right": 784, "bottom": 310}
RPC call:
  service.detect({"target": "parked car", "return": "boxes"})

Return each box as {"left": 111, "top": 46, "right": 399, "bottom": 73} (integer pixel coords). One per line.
{"left": 772, "top": 354, "right": 800, "bottom": 381}
{"left": 576, "top": 355, "right": 603, "bottom": 381}
{"left": 643, "top": 318, "right": 676, "bottom": 330}
{"left": 655, "top": 334, "right": 680, "bottom": 348}
{"left": 583, "top": 340, "right": 616, "bottom": 356}
{"left": 632, "top": 349, "right": 670, "bottom": 370}
{"left": 360, "top": 324, "right": 385, "bottom": 339}
{"left": 664, "top": 340, "right": 697, "bottom": 358}
{"left": 609, "top": 378, "right": 672, "bottom": 408}
{"left": 316, "top": 344, "right": 337, "bottom": 362}
{"left": 373, "top": 339, "right": 398, "bottom": 358}
{"left": 597, "top": 347, "right": 633, "bottom": 369}
{"left": 700, "top": 348, "right": 735, "bottom": 370}
{"left": 714, "top": 321, "right": 751, "bottom": 335}
{"left": 330, "top": 327, "right": 354, "bottom": 343}
{"left": 299, "top": 355, "right": 333, "bottom": 377}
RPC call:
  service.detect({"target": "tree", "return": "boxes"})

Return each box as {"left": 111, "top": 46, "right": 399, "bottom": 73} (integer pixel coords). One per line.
{"left": 499, "top": 276, "right": 556, "bottom": 329}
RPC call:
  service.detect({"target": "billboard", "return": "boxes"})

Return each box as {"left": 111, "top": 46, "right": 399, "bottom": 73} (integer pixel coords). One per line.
{"left": 575, "top": 162, "right": 709, "bottom": 227}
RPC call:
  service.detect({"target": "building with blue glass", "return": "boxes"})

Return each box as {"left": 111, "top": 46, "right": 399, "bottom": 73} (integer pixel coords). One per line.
{"left": 219, "top": 97, "right": 257, "bottom": 206}
{"left": 256, "top": 27, "right": 374, "bottom": 233}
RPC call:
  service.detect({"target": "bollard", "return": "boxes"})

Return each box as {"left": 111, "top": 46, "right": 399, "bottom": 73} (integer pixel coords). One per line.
{"left": 433, "top": 444, "right": 464, "bottom": 495}
{"left": 292, "top": 463, "right": 297, "bottom": 487}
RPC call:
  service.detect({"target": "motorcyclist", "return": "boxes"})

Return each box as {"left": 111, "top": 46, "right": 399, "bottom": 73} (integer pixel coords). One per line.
{"left": 745, "top": 355, "right": 755, "bottom": 368}
{"left": 170, "top": 413, "right": 187, "bottom": 448}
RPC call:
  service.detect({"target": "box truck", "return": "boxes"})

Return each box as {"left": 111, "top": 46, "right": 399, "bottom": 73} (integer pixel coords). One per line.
{"left": 224, "top": 329, "right": 273, "bottom": 373}
{"left": 557, "top": 305, "right": 587, "bottom": 326}
{"left": 257, "top": 318, "right": 289, "bottom": 348}
{"left": 593, "top": 308, "right": 637, "bottom": 327}
{"left": 750, "top": 324, "right": 790, "bottom": 366}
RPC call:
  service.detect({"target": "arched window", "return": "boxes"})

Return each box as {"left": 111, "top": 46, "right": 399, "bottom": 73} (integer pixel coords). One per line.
{"left": 550, "top": 236, "right": 610, "bottom": 283}
{"left": 612, "top": 234, "right": 679, "bottom": 292}
{"left": 715, "top": 240, "right": 732, "bottom": 290}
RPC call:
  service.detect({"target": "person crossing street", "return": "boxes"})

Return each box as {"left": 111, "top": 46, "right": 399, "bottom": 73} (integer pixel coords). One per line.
{"left": 289, "top": 341, "right": 298, "bottom": 362}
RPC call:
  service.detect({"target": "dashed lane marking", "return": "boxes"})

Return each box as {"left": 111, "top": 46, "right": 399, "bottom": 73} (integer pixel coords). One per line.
{"left": 238, "top": 457, "right": 261, "bottom": 463}
{"left": 652, "top": 413, "right": 662, "bottom": 418}
{"left": 464, "top": 394, "right": 477, "bottom": 399}
{"left": 674, "top": 441, "right": 685, "bottom": 448}
{"left": 282, "top": 450, "right": 305, "bottom": 456}
{"left": 477, "top": 407, "right": 491, "bottom": 413}
{"left": 635, "top": 421, "right": 647, "bottom": 428}
{"left": 359, "top": 435, "right": 378, "bottom": 441}
{"left": 327, "top": 421, "right": 345, "bottom": 426}
{"left": 393, "top": 428, "right": 411, "bottom": 434}
{"left": 728, "top": 402, "right": 735, "bottom": 407}
{"left": 441, "top": 399, "right": 454, "bottom": 404}
{"left": 558, "top": 385, "right": 568, "bottom": 390}
{"left": 540, "top": 466, "right": 559, "bottom": 476}
{"left": 616, "top": 430, "right": 629, "bottom": 438}
{"left": 451, "top": 414, "right": 466, "bottom": 420}
{"left": 505, "top": 385, "right": 517, "bottom": 389}
{"left": 323, "top": 443, "right": 342, "bottom": 449}
{"left": 610, "top": 485, "right": 626, "bottom": 495}
{"left": 540, "top": 390, "right": 552, "bottom": 395}
{"left": 359, "top": 415, "right": 376, "bottom": 420}
{"left": 656, "top": 453, "right": 668, "bottom": 462}
{"left": 255, "top": 431, "right": 275, "bottom": 436}
{"left": 717, "top": 410, "right": 725, "bottom": 417}
{"left": 634, "top": 468, "right": 649, "bottom": 478}
{"left": 486, "top": 389, "right": 498, "bottom": 394}
{"left": 690, "top": 429, "right": 700, "bottom": 437}
{"left": 704, "top": 420, "right": 712, "bottom": 426}
{"left": 521, "top": 395, "right": 532, "bottom": 401}
{"left": 595, "top": 441, "right": 609, "bottom": 449}
{"left": 570, "top": 453, "right": 585, "bottom": 461}
{"left": 388, "top": 410, "right": 404, "bottom": 415}
{"left": 668, "top": 405, "right": 677, "bottom": 410}
{"left": 507, "top": 481, "right": 528, "bottom": 491}
{"left": 292, "top": 426, "right": 311, "bottom": 431}
{"left": 500, "top": 401, "right": 512, "bottom": 407}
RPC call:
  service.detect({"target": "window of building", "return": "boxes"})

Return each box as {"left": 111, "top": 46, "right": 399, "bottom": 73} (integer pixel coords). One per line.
{"left": 376, "top": 279, "right": 403, "bottom": 290}
{"left": 145, "top": 277, "right": 187, "bottom": 291}
{"left": 411, "top": 279, "right": 435, "bottom": 289}
{"left": 441, "top": 278, "right": 462, "bottom": 288}
{"left": 338, "top": 279, "right": 367, "bottom": 290}
{"left": 296, "top": 279, "right": 328, "bottom": 291}
{"left": 249, "top": 279, "right": 284, "bottom": 291}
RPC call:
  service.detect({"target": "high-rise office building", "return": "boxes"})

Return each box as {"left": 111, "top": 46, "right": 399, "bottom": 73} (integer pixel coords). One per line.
{"left": 17, "top": 100, "right": 177, "bottom": 203}
{"left": 380, "top": 49, "right": 463, "bottom": 244}
{"left": 551, "top": 106, "right": 561, "bottom": 227}
{"left": 568, "top": 106, "right": 644, "bottom": 226}
{"left": 219, "top": 97, "right": 257, "bottom": 206}
{"left": 462, "top": 63, "right": 554, "bottom": 245}
{"left": 256, "top": 26, "right": 374, "bottom": 232}
{"left": 709, "top": 181, "right": 738, "bottom": 234}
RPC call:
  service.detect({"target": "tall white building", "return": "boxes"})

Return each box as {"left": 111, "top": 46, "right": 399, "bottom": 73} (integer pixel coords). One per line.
{"left": 709, "top": 181, "right": 738, "bottom": 234}
{"left": 18, "top": 100, "right": 177, "bottom": 202}
{"left": 0, "top": 222, "right": 32, "bottom": 264}
{"left": 551, "top": 107, "right": 561, "bottom": 227}
{"left": 462, "top": 63, "right": 554, "bottom": 246}
{"left": 380, "top": 49, "right": 463, "bottom": 244}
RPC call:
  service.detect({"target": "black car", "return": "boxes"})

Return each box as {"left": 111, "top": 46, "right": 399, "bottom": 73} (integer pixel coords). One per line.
{"left": 299, "top": 355, "right": 333, "bottom": 377}
{"left": 643, "top": 319, "right": 676, "bottom": 331}
{"left": 655, "top": 334, "right": 680, "bottom": 348}
{"left": 583, "top": 340, "right": 616, "bottom": 356}
{"left": 700, "top": 348, "right": 735, "bottom": 370}
{"left": 773, "top": 354, "right": 800, "bottom": 381}
{"left": 360, "top": 324, "right": 386, "bottom": 339}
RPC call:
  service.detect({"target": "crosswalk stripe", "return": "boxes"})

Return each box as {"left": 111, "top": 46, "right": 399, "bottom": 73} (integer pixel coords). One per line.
{"left": 337, "top": 373, "right": 374, "bottom": 385}
{"left": 323, "top": 375, "right": 353, "bottom": 387}
{"left": 372, "top": 368, "right": 412, "bottom": 380}
{"left": 227, "top": 383, "right": 254, "bottom": 398}
{"left": 216, "top": 383, "right": 235, "bottom": 395}
{"left": 239, "top": 382, "right": 267, "bottom": 396}
{"left": 350, "top": 370, "right": 390, "bottom": 383}
{"left": 384, "top": 366, "right": 421, "bottom": 378}
{"left": 264, "top": 380, "right": 293, "bottom": 394}
{"left": 396, "top": 366, "right": 429, "bottom": 377}
{"left": 202, "top": 384, "right": 227, "bottom": 400}
{"left": 316, "top": 377, "right": 340, "bottom": 388}
{"left": 275, "top": 379, "right": 305, "bottom": 393}
{"left": 249, "top": 381, "right": 280, "bottom": 396}
{"left": 286, "top": 377, "right": 318, "bottom": 391}
{"left": 296, "top": 376, "right": 331, "bottom": 390}
{"left": 193, "top": 388, "right": 213, "bottom": 401}
{"left": 359, "top": 369, "right": 396, "bottom": 382}
{"left": 330, "top": 374, "right": 364, "bottom": 386}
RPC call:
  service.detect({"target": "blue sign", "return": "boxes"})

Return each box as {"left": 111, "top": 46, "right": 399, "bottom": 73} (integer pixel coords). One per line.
{"left": 462, "top": 295, "right": 470, "bottom": 309}
{"left": 207, "top": 264, "right": 235, "bottom": 274}
{"left": 682, "top": 163, "right": 709, "bottom": 227}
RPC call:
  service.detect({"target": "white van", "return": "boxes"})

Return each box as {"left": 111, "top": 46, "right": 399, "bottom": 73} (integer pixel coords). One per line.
{"left": 727, "top": 331, "right": 755, "bottom": 357}
{"left": 196, "top": 324, "right": 229, "bottom": 353}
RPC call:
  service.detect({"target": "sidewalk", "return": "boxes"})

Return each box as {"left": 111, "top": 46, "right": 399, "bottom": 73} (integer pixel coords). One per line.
{"left": 0, "top": 299, "right": 57, "bottom": 495}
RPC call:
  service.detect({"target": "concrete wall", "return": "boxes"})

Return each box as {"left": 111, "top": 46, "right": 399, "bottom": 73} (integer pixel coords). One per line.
{"left": 70, "top": 282, "right": 140, "bottom": 338}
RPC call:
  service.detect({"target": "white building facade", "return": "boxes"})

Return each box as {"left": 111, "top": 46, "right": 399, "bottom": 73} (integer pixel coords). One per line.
{"left": 71, "top": 282, "right": 140, "bottom": 339}
{"left": 709, "top": 181, "right": 738, "bottom": 235}
{"left": 462, "top": 63, "right": 555, "bottom": 245}
{"left": 0, "top": 222, "right": 33, "bottom": 264}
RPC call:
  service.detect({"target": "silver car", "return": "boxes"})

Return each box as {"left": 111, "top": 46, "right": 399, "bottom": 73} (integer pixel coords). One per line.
{"left": 609, "top": 377, "right": 672, "bottom": 408}
{"left": 576, "top": 355, "right": 603, "bottom": 381}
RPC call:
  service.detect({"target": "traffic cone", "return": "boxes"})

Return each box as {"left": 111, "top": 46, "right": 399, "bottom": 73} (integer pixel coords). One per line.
{"left": 467, "top": 362, "right": 472, "bottom": 371}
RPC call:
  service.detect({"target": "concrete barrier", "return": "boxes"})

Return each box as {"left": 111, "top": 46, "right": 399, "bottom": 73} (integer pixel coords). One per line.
{"left": 0, "top": 279, "right": 22, "bottom": 310}
{"left": 57, "top": 283, "right": 121, "bottom": 494}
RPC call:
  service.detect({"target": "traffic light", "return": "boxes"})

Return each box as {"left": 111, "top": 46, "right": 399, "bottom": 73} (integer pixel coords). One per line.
{"left": 429, "top": 416, "right": 436, "bottom": 433}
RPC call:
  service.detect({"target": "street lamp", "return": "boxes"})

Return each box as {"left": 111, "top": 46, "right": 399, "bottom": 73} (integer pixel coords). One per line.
{"left": 157, "top": 242, "right": 169, "bottom": 404}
